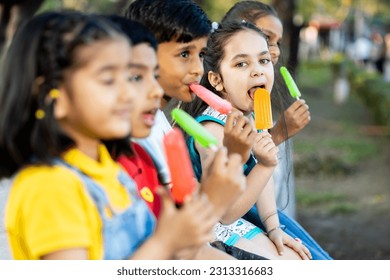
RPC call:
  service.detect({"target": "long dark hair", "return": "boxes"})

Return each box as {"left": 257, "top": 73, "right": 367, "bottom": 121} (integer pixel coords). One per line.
{"left": 0, "top": 11, "right": 131, "bottom": 178}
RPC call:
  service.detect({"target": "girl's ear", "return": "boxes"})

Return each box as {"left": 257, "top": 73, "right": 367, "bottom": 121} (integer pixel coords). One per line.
{"left": 208, "top": 71, "right": 224, "bottom": 92}
{"left": 53, "top": 86, "right": 69, "bottom": 120}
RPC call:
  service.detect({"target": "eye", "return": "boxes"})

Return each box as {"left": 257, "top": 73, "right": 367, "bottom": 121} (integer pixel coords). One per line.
{"left": 235, "top": 61, "right": 248, "bottom": 68}
{"left": 180, "top": 51, "right": 189, "bottom": 58}
{"left": 129, "top": 74, "right": 142, "bottom": 82}
{"left": 199, "top": 51, "right": 205, "bottom": 59}
{"left": 259, "top": 59, "right": 271, "bottom": 64}
{"left": 101, "top": 79, "right": 114, "bottom": 85}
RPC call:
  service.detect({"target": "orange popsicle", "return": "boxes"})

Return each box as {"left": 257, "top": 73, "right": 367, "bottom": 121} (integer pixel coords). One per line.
{"left": 163, "top": 127, "right": 197, "bottom": 204}
{"left": 254, "top": 88, "right": 273, "bottom": 131}
{"left": 190, "top": 83, "right": 232, "bottom": 114}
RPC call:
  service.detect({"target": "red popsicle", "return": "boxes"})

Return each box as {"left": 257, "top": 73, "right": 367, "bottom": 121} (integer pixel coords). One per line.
{"left": 163, "top": 127, "right": 197, "bottom": 204}
{"left": 190, "top": 83, "right": 232, "bottom": 114}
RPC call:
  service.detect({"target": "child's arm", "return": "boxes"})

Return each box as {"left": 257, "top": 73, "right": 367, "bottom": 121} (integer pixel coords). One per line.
{"left": 196, "top": 120, "right": 277, "bottom": 224}
{"left": 270, "top": 99, "right": 310, "bottom": 145}
{"left": 130, "top": 188, "right": 217, "bottom": 260}
{"left": 198, "top": 145, "right": 246, "bottom": 220}
{"left": 41, "top": 249, "right": 88, "bottom": 259}
{"left": 220, "top": 131, "right": 278, "bottom": 223}
{"left": 223, "top": 111, "right": 257, "bottom": 163}
{"left": 257, "top": 178, "right": 312, "bottom": 260}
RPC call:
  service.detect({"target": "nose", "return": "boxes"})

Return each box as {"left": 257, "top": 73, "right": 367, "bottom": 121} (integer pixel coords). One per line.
{"left": 190, "top": 56, "right": 204, "bottom": 77}
{"left": 120, "top": 79, "right": 135, "bottom": 105}
{"left": 250, "top": 63, "right": 264, "bottom": 78}
{"left": 150, "top": 79, "right": 164, "bottom": 101}
{"left": 269, "top": 45, "right": 280, "bottom": 65}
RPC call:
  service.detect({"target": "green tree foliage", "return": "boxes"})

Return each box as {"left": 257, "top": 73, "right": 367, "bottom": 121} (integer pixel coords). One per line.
{"left": 39, "top": 0, "right": 126, "bottom": 14}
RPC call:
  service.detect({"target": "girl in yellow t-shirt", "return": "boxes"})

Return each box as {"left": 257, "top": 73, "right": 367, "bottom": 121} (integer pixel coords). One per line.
{"left": 0, "top": 11, "right": 217, "bottom": 260}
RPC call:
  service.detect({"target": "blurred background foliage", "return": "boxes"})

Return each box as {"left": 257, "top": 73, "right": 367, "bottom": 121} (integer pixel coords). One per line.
{"left": 38, "top": 0, "right": 390, "bottom": 23}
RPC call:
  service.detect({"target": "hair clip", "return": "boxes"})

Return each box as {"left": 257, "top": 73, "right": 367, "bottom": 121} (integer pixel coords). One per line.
{"left": 211, "top": 22, "right": 219, "bottom": 32}
{"left": 35, "top": 109, "right": 45, "bottom": 119}
{"left": 49, "top": 89, "right": 60, "bottom": 99}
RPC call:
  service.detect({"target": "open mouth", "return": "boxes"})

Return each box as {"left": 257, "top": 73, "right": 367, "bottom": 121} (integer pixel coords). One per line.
{"left": 248, "top": 85, "right": 266, "bottom": 100}
{"left": 142, "top": 108, "right": 158, "bottom": 126}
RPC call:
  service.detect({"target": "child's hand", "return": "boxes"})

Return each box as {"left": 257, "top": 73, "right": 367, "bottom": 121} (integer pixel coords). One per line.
{"left": 267, "top": 227, "right": 312, "bottom": 260}
{"left": 223, "top": 111, "right": 256, "bottom": 163}
{"left": 284, "top": 99, "right": 310, "bottom": 138}
{"left": 154, "top": 187, "right": 217, "bottom": 254}
{"left": 200, "top": 147, "right": 245, "bottom": 218}
{"left": 252, "top": 132, "right": 278, "bottom": 167}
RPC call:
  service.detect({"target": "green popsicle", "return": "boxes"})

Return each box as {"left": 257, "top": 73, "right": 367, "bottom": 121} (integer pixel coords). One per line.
{"left": 171, "top": 108, "right": 218, "bottom": 150}
{"left": 280, "top": 66, "right": 301, "bottom": 100}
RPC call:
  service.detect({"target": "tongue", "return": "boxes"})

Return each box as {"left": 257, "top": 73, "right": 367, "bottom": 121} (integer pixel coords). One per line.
{"left": 143, "top": 114, "right": 155, "bottom": 126}
{"left": 249, "top": 88, "right": 257, "bottom": 100}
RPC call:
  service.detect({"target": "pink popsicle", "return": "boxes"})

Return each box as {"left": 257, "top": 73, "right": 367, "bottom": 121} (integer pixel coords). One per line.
{"left": 163, "top": 128, "right": 197, "bottom": 204}
{"left": 190, "top": 83, "right": 232, "bottom": 114}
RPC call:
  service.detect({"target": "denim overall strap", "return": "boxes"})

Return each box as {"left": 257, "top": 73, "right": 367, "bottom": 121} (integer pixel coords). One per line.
{"left": 54, "top": 160, "right": 156, "bottom": 260}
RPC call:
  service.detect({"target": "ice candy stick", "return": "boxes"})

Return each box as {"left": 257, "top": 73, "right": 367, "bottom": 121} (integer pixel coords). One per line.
{"left": 189, "top": 83, "right": 232, "bottom": 114}
{"left": 171, "top": 108, "right": 218, "bottom": 150}
{"left": 254, "top": 88, "right": 273, "bottom": 131}
{"left": 163, "top": 128, "right": 197, "bottom": 204}
{"left": 280, "top": 66, "right": 301, "bottom": 100}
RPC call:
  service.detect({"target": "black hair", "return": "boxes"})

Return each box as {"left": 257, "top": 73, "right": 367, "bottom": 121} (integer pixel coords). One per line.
{"left": 221, "top": 1, "right": 278, "bottom": 25}
{"left": 124, "top": 0, "right": 211, "bottom": 43}
{"left": 183, "top": 21, "right": 268, "bottom": 119}
{"left": 105, "top": 15, "right": 157, "bottom": 50}
{"left": 0, "top": 11, "right": 132, "bottom": 178}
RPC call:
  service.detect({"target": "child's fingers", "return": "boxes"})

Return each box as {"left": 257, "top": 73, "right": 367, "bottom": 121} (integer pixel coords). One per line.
{"left": 226, "top": 153, "right": 243, "bottom": 171}
{"left": 241, "top": 124, "right": 256, "bottom": 140}
{"left": 155, "top": 186, "right": 176, "bottom": 215}
{"left": 273, "top": 239, "right": 285, "bottom": 256}
{"left": 225, "top": 110, "right": 243, "bottom": 132}
{"left": 231, "top": 115, "right": 249, "bottom": 134}
{"left": 284, "top": 238, "right": 311, "bottom": 260}
{"left": 289, "top": 99, "right": 306, "bottom": 111}
{"left": 209, "top": 146, "right": 228, "bottom": 171}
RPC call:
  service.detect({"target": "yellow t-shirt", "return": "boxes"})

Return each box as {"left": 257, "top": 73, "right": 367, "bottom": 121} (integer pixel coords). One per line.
{"left": 5, "top": 145, "right": 131, "bottom": 260}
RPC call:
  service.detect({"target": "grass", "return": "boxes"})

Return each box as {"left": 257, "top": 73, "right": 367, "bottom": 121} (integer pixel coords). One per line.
{"left": 297, "top": 190, "right": 346, "bottom": 206}
{"left": 297, "top": 190, "right": 358, "bottom": 215}
{"left": 322, "top": 137, "right": 378, "bottom": 165}
{"left": 297, "top": 61, "right": 333, "bottom": 90}
{"left": 294, "top": 61, "right": 380, "bottom": 169}
{"left": 329, "top": 203, "right": 359, "bottom": 215}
